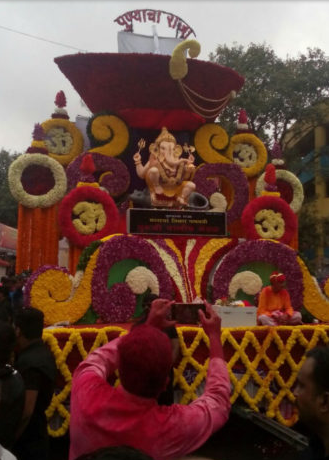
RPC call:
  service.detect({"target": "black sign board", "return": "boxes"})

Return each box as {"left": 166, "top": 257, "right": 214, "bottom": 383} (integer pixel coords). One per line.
{"left": 127, "top": 208, "right": 227, "bottom": 237}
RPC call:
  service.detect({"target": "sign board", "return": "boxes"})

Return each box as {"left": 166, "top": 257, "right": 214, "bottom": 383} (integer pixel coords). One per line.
{"left": 127, "top": 208, "right": 226, "bottom": 237}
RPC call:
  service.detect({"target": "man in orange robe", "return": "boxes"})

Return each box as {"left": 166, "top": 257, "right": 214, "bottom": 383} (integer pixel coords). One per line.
{"left": 257, "top": 272, "right": 302, "bottom": 326}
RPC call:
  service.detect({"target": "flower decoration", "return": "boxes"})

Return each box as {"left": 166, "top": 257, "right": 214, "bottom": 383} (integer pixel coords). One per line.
{"left": 225, "top": 133, "right": 267, "bottom": 177}
{"left": 228, "top": 271, "right": 263, "bottom": 299}
{"left": 193, "top": 123, "right": 230, "bottom": 163}
{"left": 58, "top": 186, "right": 119, "bottom": 247}
{"left": 297, "top": 256, "right": 329, "bottom": 322}
{"left": 41, "top": 118, "right": 84, "bottom": 166}
{"left": 23, "top": 246, "right": 99, "bottom": 325}
{"left": 125, "top": 266, "right": 159, "bottom": 295}
{"left": 193, "top": 163, "right": 249, "bottom": 223}
{"left": 87, "top": 111, "right": 130, "bottom": 157}
{"left": 256, "top": 169, "right": 304, "bottom": 213}
{"left": 66, "top": 152, "right": 130, "bottom": 197}
{"left": 241, "top": 195, "right": 297, "bottom": 244}
{"left": 212, "top": 239, "right": 303, "bottom": 309}
{"left": 209, "top": 192, "right": 227, "bottom": 212}
{"left": 148, "top": 238, "right": 189, "bottom": 302}
{"left": 91, "top": 235, "right": 173, "bottom": 322}
{"left": 271, "top": 141, "right": 285, "bottom": 167}
{"left": 8, "top": 153, "right": 67, "bottom": 208}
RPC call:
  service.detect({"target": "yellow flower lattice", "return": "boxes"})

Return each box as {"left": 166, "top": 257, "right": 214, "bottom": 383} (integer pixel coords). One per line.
{"left": 43, "top": 324, "right": 329, "bottom": 437}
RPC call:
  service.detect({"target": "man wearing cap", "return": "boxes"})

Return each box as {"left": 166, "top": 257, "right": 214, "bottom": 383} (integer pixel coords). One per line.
{"left": 257, "top": 272, "right": 302, "bottom": 326}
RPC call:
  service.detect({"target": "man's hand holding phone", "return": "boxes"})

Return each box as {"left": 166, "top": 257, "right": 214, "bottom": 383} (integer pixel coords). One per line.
{"left": 146, "top": 298, "right": 176, "bottom": 330}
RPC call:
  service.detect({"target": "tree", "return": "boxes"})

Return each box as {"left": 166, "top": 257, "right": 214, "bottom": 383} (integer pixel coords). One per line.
{"left": 210, "top": 43, "right": 329, "bottom": 146}
{"left": 0, "top": 149, "right": 20, "bottom": 228}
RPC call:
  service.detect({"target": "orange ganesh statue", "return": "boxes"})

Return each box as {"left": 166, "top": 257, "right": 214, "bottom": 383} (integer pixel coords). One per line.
{"left": 133, "top": 127, "right": 196, "bottom": 207}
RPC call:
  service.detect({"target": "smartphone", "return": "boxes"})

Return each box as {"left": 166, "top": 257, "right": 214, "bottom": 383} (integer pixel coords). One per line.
{"left": 171, "top": 303, "right": 206, "bottom": 324}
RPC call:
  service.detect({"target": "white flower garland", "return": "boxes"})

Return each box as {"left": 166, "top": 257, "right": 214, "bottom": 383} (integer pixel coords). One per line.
{"left": 8, "top": 154, "right": 67, "bottom": 208}
{"left": 229, "top": 270, "right": 263, "bottom": 298}
{"left": 256, "top": 169, "right": 304, "bottom": 213}
{"left": 125, "top": 266, "right": 159, "bottom": 295}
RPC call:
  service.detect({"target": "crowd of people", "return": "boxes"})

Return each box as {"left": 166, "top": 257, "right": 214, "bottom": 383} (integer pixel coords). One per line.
{"left": 0, "top": 274, "right": 328, "bottom": 460}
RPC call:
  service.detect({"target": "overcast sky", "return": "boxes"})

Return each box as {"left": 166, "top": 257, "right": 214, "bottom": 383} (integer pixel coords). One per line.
{"left": 1, "top": 0, "right": 329, "bottom": 154}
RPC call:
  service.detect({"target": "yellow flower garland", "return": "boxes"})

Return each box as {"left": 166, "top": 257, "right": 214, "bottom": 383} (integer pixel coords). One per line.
{"left": 41, "top": 118, "right": 84, "bottom": 166}
{"left": 30, "top": 248, "right": 100, "bottom": 325}
{"left": 226, "top": 133, "right": 267, "bottom": 178}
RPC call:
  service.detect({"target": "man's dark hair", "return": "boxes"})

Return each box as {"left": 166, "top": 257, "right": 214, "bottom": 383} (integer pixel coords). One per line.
{"left": 15, "top": 307, "right": 44, "bottom": 340}
{"left": 0, "top": 320, "right": 16, "bottom": 367}
{"left": 75, "top": 446, "right": 153, "bottom": 460}
{"left": 306, "top": 346, "right": 329, "bottom": 393}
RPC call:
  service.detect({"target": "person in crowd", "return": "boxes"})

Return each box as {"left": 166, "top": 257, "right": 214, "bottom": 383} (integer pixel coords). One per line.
{"left": 294, "top": 346, "right": 329, "bottom": 459}
{"left": 13, "top": 308, "right": 57, "bottom": 460}
{"left": 69, "top": 298, "right": 230, "bottom": 460}
{"left": 11, "top": 275, "right": 25, "bottom": 315}
{"left": 257, "top": 271, "right": 302, "bottom": 326}
{"left": 75, "top": 446, "right": 153, "bottom": 460}
{"left": 0, "top": 320, "right": 25, "bottom": 451}
{"left": 0, "top": 285, "right": 13, "bottom": 323}
{"left": 132, "top": 293, "right": 180, "bottom": 405}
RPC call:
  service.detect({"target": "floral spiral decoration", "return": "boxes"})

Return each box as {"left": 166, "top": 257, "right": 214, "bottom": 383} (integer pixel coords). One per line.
{"left": 8, "top": 153, "right": 67, "bottom": 208}
{"left": 193, "top": 163, "right": 249, "bottom": 223}
{"left": 225, "top": 133, "right": 267, "bottom": 177}
{"left": 241, "top": 195, "right": 297, "bottom": 244}
{"left": 58, "top": 186, "right": 119, "bottom": 248}
{"left": 228, "top": 271, "right": 263, "bottom": 299}
{"left": 169, "top": 39, "right": 201, "bottom": 80}
{"left": 91, "top": 235, "right": 173, "bottom": 322}
{"left": 256, "top": 169, "right": 304, "bottom": 213}
{"left": 66, "top": 152, "right": 130, "bottom": 197}
{"left": 23, "top": 249, "right": 99, "bottom": 325}
{"left": 41, "top": 118, "right": 84, "bottom": 166}
{"left": 193, "top": 123, "right": 230, "bottom": 163}
{"left": 87, "top": 111, "right": 130, "bottom": 157}
{"left": 212, "top": 239, "right": 303, "bottom": 309}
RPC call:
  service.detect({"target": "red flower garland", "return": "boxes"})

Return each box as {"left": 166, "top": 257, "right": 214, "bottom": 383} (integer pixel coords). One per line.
{"left": 241, "top": 195, "right": 297, "bottom": 244}
{"left": 58, "top": 186, "right": 119, "bottom": 248}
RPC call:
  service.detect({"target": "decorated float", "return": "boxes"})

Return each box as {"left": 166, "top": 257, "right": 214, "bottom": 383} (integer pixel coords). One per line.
{"left": 8, "top": 9, "right": 329, "bottom": 437}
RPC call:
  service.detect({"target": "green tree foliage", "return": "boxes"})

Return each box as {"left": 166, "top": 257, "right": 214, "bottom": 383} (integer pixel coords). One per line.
{"left": 0, "top": 149, "right": 20, "bottom": 228}
{"left": 210, "top": 43, "right": 329, "bottom": 145}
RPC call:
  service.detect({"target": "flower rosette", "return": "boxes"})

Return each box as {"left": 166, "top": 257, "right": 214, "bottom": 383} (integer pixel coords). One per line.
{"left": 212, "top": 239, "right": 303, "bottom": 309}
{"left": 66, "top": 152, "right": 130, "bottom": 197}
{"left": 241, "top": 195, "right": 297, "bottom": 244}
{"left": 91, "top": 235, "right": 173, "bottom": 322}
{"left": 41, "top": 118, "right": 84, "bottom": 166}
{"left": 256, "top": 169, "right": 304, "bottom": 213}
{"left": 58, "top": 186, "right": 119, "bottom": 248}
{"left": 193, "top": 163, "right": 249, "bottom": 223}
{"left": 225, "top": 133, "right": 267, "bottom": 177}
{"left": 8, "top": 153, "right": 67, "bottom": 208}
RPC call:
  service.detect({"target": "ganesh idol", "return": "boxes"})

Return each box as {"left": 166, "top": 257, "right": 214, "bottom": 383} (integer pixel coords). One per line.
{"left": 133, "top": 127, "right": 196, "bottom": 207}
